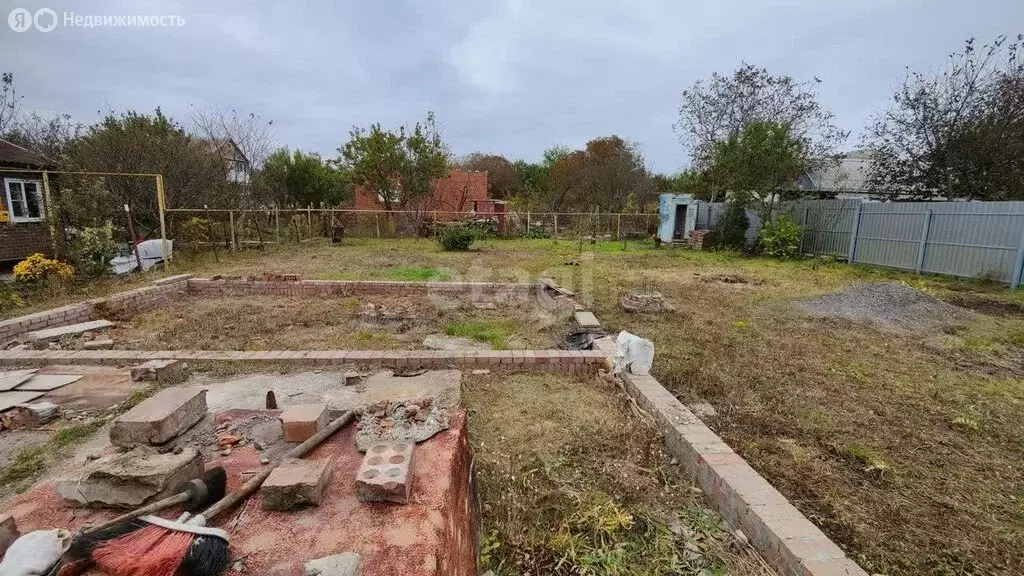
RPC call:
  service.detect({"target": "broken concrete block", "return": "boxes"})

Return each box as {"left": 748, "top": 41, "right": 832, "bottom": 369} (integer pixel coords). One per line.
{"left": 23, "top": 320, "right": 115, "bottom": 343}
{"left": 9, "top": 401, "right": 60, "bottom": 426}
{"left": 55, "top": 446, "right": 204, "bottom": 507}
{"left": 110, "top": 387, "right": 207, "bottom": 447}
{"left": 304, "top": 552, "right": 361, "bottom": 576}
{"left": 260, "top": 457, "right": 333, "bottom": 511}
{"left": 130, "top": 359, "right": 186, "bottom": 382}
{"left": 280, "top": 403, "right": 328, "bottom": 443}
{"left": 0, "top": 513, "right": 19, "bottom": 556}
{"left": 573, "top": 310, "right": 602, "bottom": 333}
{"left": 84, "top": 338, "right": 114, "bottom": 350}
{"left": 344, "top": 372, "right": 364, "bottom": 387}
{"left": 356, "top": 441, "right": 414, "bottom": 504}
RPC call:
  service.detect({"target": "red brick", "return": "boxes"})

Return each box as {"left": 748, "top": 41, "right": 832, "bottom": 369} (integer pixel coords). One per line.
{"left": 356, "top": 441, "right": 415, "bottom": 504}
{"left": 280, "top": 403, "right": 329, "bottom": 442}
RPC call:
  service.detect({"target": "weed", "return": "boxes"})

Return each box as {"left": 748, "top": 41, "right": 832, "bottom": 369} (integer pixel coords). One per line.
{"left": 380, "top": 266, "right": 451, "bottom": 281}
{"left": 444, "top": 320, "right": 515, "bottom": 349}
{"left": 0, "top": 419, "right": 108, "bottom": 492}
{"left": 51, "top": 419, "right": 107, "bottom": 449}
{"left": 845, "top": 444, "right": 890, "bottom": 477}
{"left": 951, "top": 415, "right": 981, "bottom": 431}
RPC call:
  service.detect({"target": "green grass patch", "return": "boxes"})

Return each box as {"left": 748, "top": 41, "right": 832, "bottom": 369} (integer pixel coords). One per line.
{"left": 0, "top": 419, "right": 108, "bottom": 491}
{"left": 380, "top": 266, "right": 451, "bottom": 281}
{"left": 444, "top": 320, "right": 516, "bottom": 349}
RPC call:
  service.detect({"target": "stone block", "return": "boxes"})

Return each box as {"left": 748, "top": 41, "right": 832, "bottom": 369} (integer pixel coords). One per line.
{"left": 0, "top": 513, "right": 19, "bottom": 556}
{"left": 55, "top": 446, "right": 204, "bottom": 507}
{"left": 280, "top": 403, "right": 329, "bottom": 442}
{"left": 356, "top": 441, "right": 414, "bottom": 504}
{"left": 304, "top": 552, "right": 361, "bottom": 576}
{"left": 130, "top": 359, "right": 186, "bottom": 382}
{"left": 23, "top": 320, "right": 115, "bottom": 343}
{"left": 261, "top": 457, "right": 333, "bottom": 511}
{"left": 110, "top": 387, "right": 207, "bottom": 446}
{"left": 84, "top": 338, "right": 114, "bottom": 350}
{"left": 573, "top": 310, "right": 601, "bottom": 332}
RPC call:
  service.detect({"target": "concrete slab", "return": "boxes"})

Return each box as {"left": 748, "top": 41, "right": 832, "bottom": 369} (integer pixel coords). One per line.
{"left": 195, "top": 370, "right": 461, "bottom": 415}
{"left": 574, "top": 310, "right": 601, "bottom": 332}
{"left": 304, "top": 552, "right": 361, "bottom": 576}
{"left": 55, "top": 446, "right": 204, "bottom": 507}
{"left": 23, "top": 320, "right": 114, "bottom": 343}
{"left": 15, "top": 374, "right": 83, "bottom": 391}
{"left": 110, "top": 387, "right": 207, "bottom": 446}
{"left": 39, "top": 367, "right": 134, "bottom": 411}
{"left": 0, "top": 369, "right": 37, "bottom": 392}
{"left": 0, "top": 391, "right": 44, "bottom": 412}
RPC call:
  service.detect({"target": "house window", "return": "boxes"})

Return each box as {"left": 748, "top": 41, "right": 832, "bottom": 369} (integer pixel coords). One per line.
{"left": 4, "top": 179, "right": 45, "bottom": 223}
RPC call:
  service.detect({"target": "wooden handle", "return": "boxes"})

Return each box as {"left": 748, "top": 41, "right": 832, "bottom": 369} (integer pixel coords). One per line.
{"left": 84, "top": 491, "right": 190, "bottom": 534}
{"left": 200, "top": 411, "right": 354, "bottom": 521}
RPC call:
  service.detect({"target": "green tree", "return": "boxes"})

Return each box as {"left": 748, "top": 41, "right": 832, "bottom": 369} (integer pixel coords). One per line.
{"left": 65, "top": 108, "right": 226, "bottom": 235}
{"left": 707, "top": 121, "right": 809, "bottom": 222}
{"left": 865, "top": 35, "right": 1024, "bottom": 200}
{"left": 339, "top": 112, "right": 450, "bottom": 211}
{"left": 257, "top": 148, "right": 349, "bottom": 208}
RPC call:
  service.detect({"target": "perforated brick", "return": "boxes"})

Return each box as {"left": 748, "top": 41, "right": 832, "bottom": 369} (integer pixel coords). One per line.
{"left": 356, "top": 441, "right": 414, "bottom": 504}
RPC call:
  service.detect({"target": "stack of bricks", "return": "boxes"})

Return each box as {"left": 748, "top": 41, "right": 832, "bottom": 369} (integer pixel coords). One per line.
{"left": 688, "top": 229, "right": 712, "bottom": 250}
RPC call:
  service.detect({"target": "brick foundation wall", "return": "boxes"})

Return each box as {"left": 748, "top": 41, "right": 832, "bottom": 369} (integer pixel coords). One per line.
{"left": 186, "top": 278, "right": 538, "bottom": 298}
{"left": 0, "top": 222, "right": 51, "bottom": 262}
{"left": 0, "top": 274, "right": 192, "bottom": 342}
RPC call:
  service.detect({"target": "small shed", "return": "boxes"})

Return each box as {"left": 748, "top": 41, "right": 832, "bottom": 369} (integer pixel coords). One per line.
{"left": 658, "top": 194, "right": 701, "bottom": 244}
{"left": 0, "top": 138, "right": 55, "bottom": 263}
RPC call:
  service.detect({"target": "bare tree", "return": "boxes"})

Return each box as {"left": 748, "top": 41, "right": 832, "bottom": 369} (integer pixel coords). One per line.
{"left": 0, "top": 73, "right": 22, "bottom": 135}
{"left": 189, "top": 105, "right": 275, "bottom": 169}
{"left": 675, "top": 63, "right": 847, "bottom": 170}
{"left": 864, "top": 35, "right": 1024, "bottom": 200}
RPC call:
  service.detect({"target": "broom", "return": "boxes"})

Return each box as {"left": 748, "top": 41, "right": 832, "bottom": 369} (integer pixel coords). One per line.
{"left": 92, "top": 410, "right": 354, "bottom": 576}
{"left": 47, "top": 467, "right": 227, "bottom": 576}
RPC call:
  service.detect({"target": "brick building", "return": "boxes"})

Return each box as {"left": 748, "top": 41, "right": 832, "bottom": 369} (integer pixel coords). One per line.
{"left": 352, "top": 170, "right": 504, "bottom": 220}
{"left": 0, "top": 138, "right": 54, "bottom": 263}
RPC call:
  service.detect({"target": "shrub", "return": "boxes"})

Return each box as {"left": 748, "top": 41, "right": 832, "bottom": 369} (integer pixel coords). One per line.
{"left": 523, "top": 220, "right": 549, "bottom": 239}
{"left": 462, "top": 218, "right": 499, "bottom": 238}
{"left": 712, "top": 199, "right": 749, "bottom": 249}
{"left": 437, "top": 225, "right": 477, "bottom": 251}
{"left": 181, "top": 217, "right": 211, "bottom": 253}
{"left": 759, "top": 214, "right": 803, "bottom": 258}
{"left": 71, "top": 225, "right": 118, "bottom": 277}
{"left": 13, "top": 253, "right": 75, "bottom": 295}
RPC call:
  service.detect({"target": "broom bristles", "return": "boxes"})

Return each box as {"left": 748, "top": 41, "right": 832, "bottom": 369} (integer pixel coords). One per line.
{"left": 92, "top": 524, "right": 194, "bottom": 576}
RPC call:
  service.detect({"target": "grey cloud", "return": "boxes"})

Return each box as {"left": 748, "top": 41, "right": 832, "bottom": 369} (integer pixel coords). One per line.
{"left": 1, "top": 0, "right": 1020, "bottom": 172}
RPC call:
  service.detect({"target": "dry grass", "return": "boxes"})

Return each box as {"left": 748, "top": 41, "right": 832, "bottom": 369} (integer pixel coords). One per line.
{"left": 463, "top": 372, "right": 771, "bottom": 576}
{"left": 111, "top": 293, "right": 564, "bottom": 350}
{"left": 9, "top": 237, "right": 1024, "bottom": 574}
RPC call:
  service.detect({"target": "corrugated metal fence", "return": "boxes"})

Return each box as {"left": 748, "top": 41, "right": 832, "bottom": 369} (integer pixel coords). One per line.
{"left": 699, "top": 200, "right": 1024, "bottom": 287}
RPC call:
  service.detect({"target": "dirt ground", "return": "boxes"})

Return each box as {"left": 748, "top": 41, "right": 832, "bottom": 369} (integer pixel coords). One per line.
{"left": 6, "top": 238, "right": 1024, "bottom": 575}
{"left": 110, "top": 293, "right": 566, "bottom": 350}
{"left": 463, "top": 371, "right": 772, "bottom": 576}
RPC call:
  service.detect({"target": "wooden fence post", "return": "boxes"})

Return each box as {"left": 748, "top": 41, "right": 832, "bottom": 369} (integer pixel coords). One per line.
{"left": 554, "top": 214, "right": 559, "bottom": 238}
{"left": 847, "top": 203, "right": 863, "bottom": 263}
{"left": 915, "top": 209, "right": 932, "bottom": 274}
{"left": 229, "top": 210, "right": 236, "bottom": 250}
{"left": 275, "top": 208, "right": 280, "bottom": 244}
{"left": 375, "top": 214, "right": 380, "bottom": 238}
{"left": 799, "top": 205, "right": 809, "bottom": 253}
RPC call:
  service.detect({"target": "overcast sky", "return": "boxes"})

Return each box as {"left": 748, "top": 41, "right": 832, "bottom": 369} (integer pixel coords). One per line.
{"left": 2, "top": 0, "right": 1021, "bottom": 172}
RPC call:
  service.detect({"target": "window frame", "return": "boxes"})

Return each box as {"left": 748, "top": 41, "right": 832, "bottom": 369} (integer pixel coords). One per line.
{"left": 3, "top": 178, "right": 45, "bottom": 223}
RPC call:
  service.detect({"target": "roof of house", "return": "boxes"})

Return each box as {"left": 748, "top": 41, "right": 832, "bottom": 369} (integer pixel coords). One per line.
{"left": 197, "top": 138, "right": 250, "bottom": 165}
{"left": 0, "top": 138, "right": 56, "bottom": 169}
{"left": 803, "top": 154, "right": 871, "bottom": 193}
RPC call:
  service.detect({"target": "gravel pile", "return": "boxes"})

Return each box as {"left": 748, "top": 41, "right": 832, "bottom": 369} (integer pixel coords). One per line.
{"left": 796, "top": 282, "right": 972, "bottom": 332}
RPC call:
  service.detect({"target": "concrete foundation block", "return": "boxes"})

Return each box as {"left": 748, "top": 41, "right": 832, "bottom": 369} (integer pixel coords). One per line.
{"left": 130, "top": 359, "right": 185, "bottom": 382}
{"left": 573, "top": 310, "right": 602, "bottom": 333}
{"left": 110, "top": 387, "right": 206, "bottom": 446}
{"left": 280, "top": 403, "right": 329, "bottom": 442}
{"left": 23, "top": 320, "right": 115, "bottom": 343}
{"left": 356, "top": 441, "right": 414, "bottom": 504}
{"left": 0, "top": 513, "right": 19, "bottom": 556}
{"left": 55, "top": 446, "right": 204, "bottom": 507}
{"left": 261, "top": 457, "right": 333, "bottom": 511}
